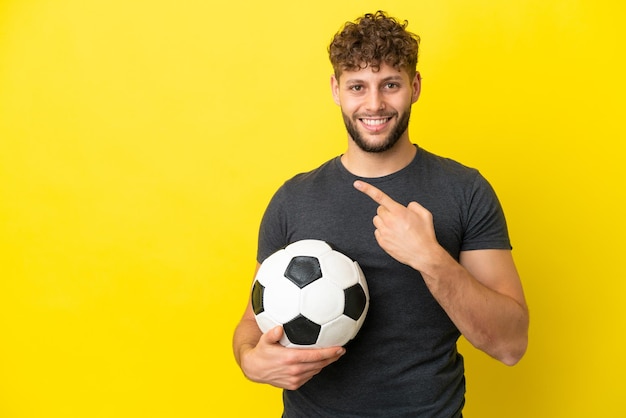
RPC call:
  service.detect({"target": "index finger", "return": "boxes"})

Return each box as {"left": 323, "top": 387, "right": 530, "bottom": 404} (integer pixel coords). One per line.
{"left": 297, "top": 346, "right": 346, "bottom": 364}
{"left": 353, "top": 180, "right": 401, "bottom": 209}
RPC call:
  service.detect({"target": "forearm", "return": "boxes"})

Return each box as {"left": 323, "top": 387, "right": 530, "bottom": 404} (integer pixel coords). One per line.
{"left": 232, "top": 316, "right": 262, "bottom": 368}
{"left": 418, "top": 249, "right": 529, "bottom": 365}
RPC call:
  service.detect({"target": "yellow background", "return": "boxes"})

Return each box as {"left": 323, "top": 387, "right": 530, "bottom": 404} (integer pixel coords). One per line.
{"left": 1, "top": 0, "right": 624, "bottom": 416}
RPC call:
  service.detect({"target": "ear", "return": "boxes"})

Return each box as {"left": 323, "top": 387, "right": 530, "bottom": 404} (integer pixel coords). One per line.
{"left": 411, "top": 71, "right": 422, "bottom": 104}
{"left": 330, "top": 75, "right": 341, "bottom": 105}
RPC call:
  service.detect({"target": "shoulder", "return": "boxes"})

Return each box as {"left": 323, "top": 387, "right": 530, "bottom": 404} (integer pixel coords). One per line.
{"left": 264, "top": 157, "right": 345, "bottom": 211}
{"left": 417, "top": 148, "right": 480, "bottom": 178}
{"left": 280, "top": 157, "right": 344, "bottom": 192}
{"left": 412, "top": 148, "right": 485, "bottom": 194}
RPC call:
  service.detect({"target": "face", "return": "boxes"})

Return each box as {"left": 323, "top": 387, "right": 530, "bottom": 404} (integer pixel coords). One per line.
{"left": 331, "top": 63, "right": 421, "bottom": 153}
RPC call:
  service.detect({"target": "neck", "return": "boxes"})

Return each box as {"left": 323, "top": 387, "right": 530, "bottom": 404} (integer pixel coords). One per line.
{"left": 341, "top": 137, "right": 417, "bottom": 178}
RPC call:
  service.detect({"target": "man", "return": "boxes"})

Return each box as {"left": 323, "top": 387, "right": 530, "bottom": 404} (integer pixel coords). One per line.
{"left": 233, "top": 11, "right": 528, "bottom": 417}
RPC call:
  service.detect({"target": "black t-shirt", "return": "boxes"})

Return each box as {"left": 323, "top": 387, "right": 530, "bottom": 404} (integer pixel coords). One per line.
{"left": 257, "top": 146, "right": 511, "bottom": 417}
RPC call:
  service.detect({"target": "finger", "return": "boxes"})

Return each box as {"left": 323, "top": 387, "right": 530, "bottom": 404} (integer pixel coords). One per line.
{"left": 353, "top": 180, "right": 401, "bottom": 209}
{"left": 289, "top": 345, "right": 344, "bottom": 364}
{"left": 372, "top": 214, "right": 384, "bottom": 230}
{"left": 407, "top": 201, "right": 426, "bottom": 212}
{"left": 314, "top": 346, "right": 346, "bottom": 362}
{"left": 262, "top": 326, "right": 345, "bottom": 362}
{"left": 261, "top": 326, "right": 283, "bottom": 344}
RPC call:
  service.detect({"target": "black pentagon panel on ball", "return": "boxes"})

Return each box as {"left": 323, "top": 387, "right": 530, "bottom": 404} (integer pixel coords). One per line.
{"left": 284, "top": 256, "right": 322, "bottom": 288}
{"left": 343, "top": 284, "right": 367, "bottom": 320}
{"left": 283, "top": 315, "right": 322, "bottom": 345}
{"left": 251, "top": 281, "right": 265, "bottom": 315}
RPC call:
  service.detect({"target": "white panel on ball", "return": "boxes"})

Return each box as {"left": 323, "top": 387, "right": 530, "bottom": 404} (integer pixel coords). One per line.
{"left": 319, "top": 251, "right": 360, "bottom": 288}
{"left": 263, "top": 279, "right": 301, "bottom": 323}
{"left": 255, "top": 312, "right": 280, "bottom": 334}
{"left": 300, "top": 279, "right": 344, "bottom": 324}
{"left": 285, "top": 239, "right": 332, "bottom": 258}
{"left": 255, "top": 250, "right": 293, "bottom": 287}
{"left": 317, "top": 316, "right": 359, "bottom": 347}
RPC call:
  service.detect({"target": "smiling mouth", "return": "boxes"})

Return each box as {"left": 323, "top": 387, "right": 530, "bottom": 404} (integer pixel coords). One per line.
{"left": 360, "top": 117, "right": 391, "bottom": 126}
{"left": 358, "top": 117, "right": 393, "bottom": 132}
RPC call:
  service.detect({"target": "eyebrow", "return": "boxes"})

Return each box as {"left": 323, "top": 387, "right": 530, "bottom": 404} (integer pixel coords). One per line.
{"left": 344, "top": 75, "right": 405, "bottom": 85}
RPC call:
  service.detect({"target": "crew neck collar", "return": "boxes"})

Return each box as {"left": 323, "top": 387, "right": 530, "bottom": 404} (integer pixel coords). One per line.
{"left": 334, "top": 144, "right": 421, "bottom": 183}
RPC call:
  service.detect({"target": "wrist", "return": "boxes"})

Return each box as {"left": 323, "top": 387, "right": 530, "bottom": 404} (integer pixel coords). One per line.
{"left": 236, "top": 343, "right": 255, "bottom": 367}
{"left": 415, "top": 245, "right": 455, "bottom": 280}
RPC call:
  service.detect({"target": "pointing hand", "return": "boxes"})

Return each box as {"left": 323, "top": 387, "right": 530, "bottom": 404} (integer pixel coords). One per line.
{"left": 353, "top": 180, "right": 441, "bottom": 271}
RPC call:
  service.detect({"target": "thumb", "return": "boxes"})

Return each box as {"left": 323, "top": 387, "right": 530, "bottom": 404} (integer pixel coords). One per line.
{"left": 262, "top": 325, "right": 284, "bottom": 344}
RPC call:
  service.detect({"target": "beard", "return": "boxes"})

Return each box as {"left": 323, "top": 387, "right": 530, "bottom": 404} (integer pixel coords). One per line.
{"left": 342, "top": 107, "right": 412, "bottom": 153}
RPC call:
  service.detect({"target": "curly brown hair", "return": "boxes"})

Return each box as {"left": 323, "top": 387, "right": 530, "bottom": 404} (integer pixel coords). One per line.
{"left": 328, "top": 11, "right": 420, "bottom": 80}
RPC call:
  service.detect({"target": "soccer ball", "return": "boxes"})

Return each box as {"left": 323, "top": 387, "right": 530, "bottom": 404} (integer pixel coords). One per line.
{"left": 252, "top": 239, "right": 369, "bottom": 348}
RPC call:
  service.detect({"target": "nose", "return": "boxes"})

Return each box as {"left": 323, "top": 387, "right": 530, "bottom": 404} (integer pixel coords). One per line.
{"left": 364, "top": 90, "right": 384, "bottom": 112}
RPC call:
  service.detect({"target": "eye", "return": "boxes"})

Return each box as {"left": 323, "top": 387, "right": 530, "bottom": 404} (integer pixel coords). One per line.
{"left": 349, "top": 85, "right": 363, "bottom": 92}
{"left": 384, "top": 82, "right": 399, "bottom": 89}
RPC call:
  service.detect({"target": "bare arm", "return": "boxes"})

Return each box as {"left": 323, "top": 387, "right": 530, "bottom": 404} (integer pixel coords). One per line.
{"left": 353, "top": 180, "right": 529, "bottom": 365}
{"left": 421, "top": 248, "right": 528, "bottom": 365}
{"left": 232, "top": 263, "right": 346, "bottom": 390}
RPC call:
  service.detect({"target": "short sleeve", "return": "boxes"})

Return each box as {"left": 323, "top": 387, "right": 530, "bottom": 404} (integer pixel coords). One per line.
{"left": 256, "top": 185, "right": 290, "bottom": 263}
{"left": 461, "top": 173, "right": 512, "bottom": 251}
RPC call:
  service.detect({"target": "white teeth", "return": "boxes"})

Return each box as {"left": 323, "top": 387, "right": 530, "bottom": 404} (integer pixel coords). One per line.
{"left": 361, "top": 118, "right": 389, "bottom": 126}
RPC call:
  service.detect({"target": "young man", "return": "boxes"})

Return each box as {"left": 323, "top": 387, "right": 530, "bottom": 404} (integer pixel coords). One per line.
{"left": 233, "top": 11, "right": 528, "bottom": 417}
